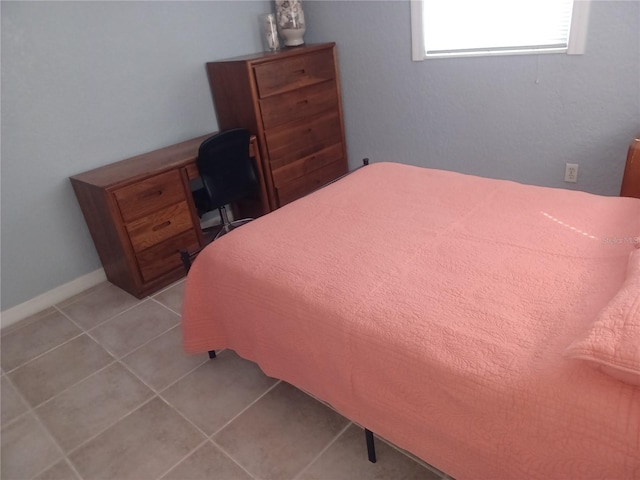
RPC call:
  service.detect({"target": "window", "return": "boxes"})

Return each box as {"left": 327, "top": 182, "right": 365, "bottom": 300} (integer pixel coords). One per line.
{"left": 411, "top": 0, "right": 591, "bottom": 60}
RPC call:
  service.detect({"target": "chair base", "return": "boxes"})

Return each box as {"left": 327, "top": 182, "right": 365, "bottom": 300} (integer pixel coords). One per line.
{"left": 213, "top": 205, "right": 253, "bottom": 240}
{"left": 214, "top": 218, "right": 253, "bottom": 240}
{"left": 180, "top": 207, "right": 254, "bottom": 274}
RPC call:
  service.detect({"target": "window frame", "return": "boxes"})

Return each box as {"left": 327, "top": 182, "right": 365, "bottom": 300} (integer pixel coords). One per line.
{"left": 410, "top": 0, "right": 591, "bottom": 61}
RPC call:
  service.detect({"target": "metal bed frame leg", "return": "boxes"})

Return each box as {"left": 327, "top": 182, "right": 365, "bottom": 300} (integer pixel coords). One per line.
{"left": 179, "top": 249, "right": 192, "bottom": 273}
{"left": 365, "top": 428, "right": 377, "bottom": 463}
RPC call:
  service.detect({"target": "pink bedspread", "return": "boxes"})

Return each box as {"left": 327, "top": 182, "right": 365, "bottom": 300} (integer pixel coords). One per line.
{"left": 182, "top": 162, "right": 640, "bottom": 479}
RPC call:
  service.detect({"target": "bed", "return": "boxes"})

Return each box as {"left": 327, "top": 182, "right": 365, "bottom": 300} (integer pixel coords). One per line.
{"left": 182, "top": 160, "right": 640, "bottom": 479}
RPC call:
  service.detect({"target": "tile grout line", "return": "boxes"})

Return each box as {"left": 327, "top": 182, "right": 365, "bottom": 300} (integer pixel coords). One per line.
{"left": 63, "top": 394, "right": 160, "bottom": 459}
{"left": 2, "top": 377, "right": 82, "bottom": 479}
{"left": 4, "top": 286, "right": 179, "bottom": 376}
{"left": 1, "top": 285, "right": 189, "bottom": 480}
{"left": 1, "top": 299, "right": 140, "bottom": 375}
{"left": 53, "top": 282, "right": 113, "bottom": 311}
{"left": 1, "top": 280, "right": 114, "bottom": 338}
{"left": 3, "top": 305, "right": 93, "bottom": 375}
{"left": 291, "top": 421, "right": 354, "bottom": 480}
{"left": 82, "top": 295, "right": 190, "bottom": 363}
{"left": 98, "top": 320, "right": 182, "bottom": 362}
{"left": 63, "top": 458, "right": 84, "bottom": 480}
{"left": 54, "top": 296, "right": 147, "bottom": 333}
{"left": 152, "top": 278, "right": 185, "bottom": 297}
{"left": 210, "top": 438, "right": 263, "bottom": 480}
{"left": 5, "top": 299, "right": 182, "bottom": 460}
{"left": 30, "top": 331, "right": 212, "bottom": 470}
{"left": 1, "top": 373, "right": 75, "bottom": 480}
{"left": 153, "top": 347, "right": 232, "bottom": 396}
{"left": 2, "top": 301, "right": 130, "bottom": 479}
{"left": 1, "top": 329, "right": 86, "bottom": 376}
{"left": 155, "top": 356, "right": 212, "bottom": 394}
{"left": 115, "top": 360, "right": 214, "bottom": 440}
{"left": 115, "top": 343, "right": 209, "bottom": 400}
{"left": 147, "top": 394, "right": 264, "bottom": 480}
{"left": 154, "top": 437, "right": 210, "bottom": 480}
{"left": 49, "top": 302, "right": 196, "bottom": 460}
{"left": 208, "top": 379, "right": 282, "bottom": 439}
{"left": 29, "top": 360, "right": 119, "bottom": 411}
{"left": 29, "top": 363, "right": 151, "bottom": 453}
{"left": 149, "top": 296, "right": 183, "bottom": 317}
{"left": 201, "top": 380, "right": 291, "bottom": 480}
{"left": 148, "top": 371, "right": 278, "bottom": 480}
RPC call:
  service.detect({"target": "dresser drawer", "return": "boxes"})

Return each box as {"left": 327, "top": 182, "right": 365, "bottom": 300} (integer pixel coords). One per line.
{"left": 271, "top": 143, "right": 344, "bottom": 188}
{"left": 254, "top": 49, "right": 335, "bottom": 98}
{"left": 126, "top": 201, "right": 193, "bottom": 253}
{"left": 260, "top": 81, "right": 338, "bottom": 130}
{"left": 114, "top": 170, "right": 186, "bottom": 223}
{"left": 266, "top": 112, "right": 343, "bottom": 171}
{"left": 136, "top": 229, "right": 200, "bottom": 283}
{"left": 276, "top": 159, "right": 347, "bottom": 206}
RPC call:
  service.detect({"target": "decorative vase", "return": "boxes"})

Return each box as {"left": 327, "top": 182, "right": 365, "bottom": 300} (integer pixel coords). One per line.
{"left": 261, "top": 13, "right": 281, "bottom": 51}
{"left": 275, "top": 0, "right": 306, "bottom": 47}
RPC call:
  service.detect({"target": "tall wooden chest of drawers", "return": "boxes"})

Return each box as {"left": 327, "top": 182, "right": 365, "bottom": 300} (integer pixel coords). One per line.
{"left": 206, "top": 43, "right": 348, "bottom": 209}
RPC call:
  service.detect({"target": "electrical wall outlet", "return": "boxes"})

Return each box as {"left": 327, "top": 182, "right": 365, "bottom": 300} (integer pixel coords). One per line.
{"left": 564, "top": 163, "right": 579, "bottom": 183}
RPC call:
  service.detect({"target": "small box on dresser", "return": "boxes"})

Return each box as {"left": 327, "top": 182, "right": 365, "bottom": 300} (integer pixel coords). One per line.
{"left": 206, "top": 43, "right": 349, "bottom": 210}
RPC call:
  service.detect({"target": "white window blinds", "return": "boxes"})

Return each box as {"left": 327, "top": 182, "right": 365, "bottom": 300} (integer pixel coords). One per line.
{"left": 413, "top": 0, "right": 588, "bottom": 59}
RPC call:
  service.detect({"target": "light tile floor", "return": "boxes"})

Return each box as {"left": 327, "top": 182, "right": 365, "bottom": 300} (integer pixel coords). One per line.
{"left": 1, "top": 280, "right": 448, "bottom": 480}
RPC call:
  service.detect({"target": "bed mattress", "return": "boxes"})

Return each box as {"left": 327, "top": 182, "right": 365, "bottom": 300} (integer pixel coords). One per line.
{"left": 182, "top": 162, "right": 640, "bottom": 479}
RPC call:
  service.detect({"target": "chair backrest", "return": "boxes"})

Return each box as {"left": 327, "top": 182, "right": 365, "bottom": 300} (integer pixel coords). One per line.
{"left": 196, "top": 129, "right": 258, "bottom": 208}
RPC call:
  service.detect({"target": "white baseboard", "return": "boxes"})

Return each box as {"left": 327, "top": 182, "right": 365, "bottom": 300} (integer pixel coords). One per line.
{"left": 0, "top": 268, "right": 107, "bottom": 330}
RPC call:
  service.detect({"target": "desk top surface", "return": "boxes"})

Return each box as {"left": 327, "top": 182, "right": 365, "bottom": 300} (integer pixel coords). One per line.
{"left": 71, "top": 133, "right": 256, "bottom": 189}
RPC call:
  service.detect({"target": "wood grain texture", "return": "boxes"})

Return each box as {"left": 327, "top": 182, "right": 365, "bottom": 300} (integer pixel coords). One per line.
{"left": 206, "top": 43, "right": 348, "bottom": 209}
{"left": 70, "top": 134, "right": 263, "bottom": 298}
{"left": 621, "top": 138, "right": 640, "bottom": 199}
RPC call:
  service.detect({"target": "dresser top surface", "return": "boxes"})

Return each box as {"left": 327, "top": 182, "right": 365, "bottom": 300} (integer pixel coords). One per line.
{"left": 206, "top": 43, "right": 335, "bottom": 65}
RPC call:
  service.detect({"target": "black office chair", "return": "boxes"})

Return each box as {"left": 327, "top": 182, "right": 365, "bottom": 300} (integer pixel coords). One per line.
{"left": 192, "top": 128, "right": 258, "bottom": 241}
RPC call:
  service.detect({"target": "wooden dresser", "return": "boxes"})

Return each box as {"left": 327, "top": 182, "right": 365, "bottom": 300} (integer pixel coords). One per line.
{"left": 70, "top": 134, "right": 264, "bottom": 298}
{"left": 206, "top": 43, "right": 348, "bottom": 209}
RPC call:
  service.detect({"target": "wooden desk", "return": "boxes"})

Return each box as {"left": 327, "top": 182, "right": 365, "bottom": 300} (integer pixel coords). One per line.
{"left": 71, "top": 133, "right": 267, "bottom": 298}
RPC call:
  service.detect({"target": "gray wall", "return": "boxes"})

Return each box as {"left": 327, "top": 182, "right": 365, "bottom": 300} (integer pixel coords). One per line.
{"left": 1, "top": 1, "right": 272, "bottom": 310}
{"left": 304, "top": 0, "right": 639, "bottom": 191}
{"left": 2, "top": 1, "right": 639, "bottom": 311}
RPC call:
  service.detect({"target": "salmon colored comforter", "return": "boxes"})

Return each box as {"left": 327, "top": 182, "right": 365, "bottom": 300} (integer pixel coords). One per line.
{"left": 182, "top": 162, "right": 640, "bottom": 479}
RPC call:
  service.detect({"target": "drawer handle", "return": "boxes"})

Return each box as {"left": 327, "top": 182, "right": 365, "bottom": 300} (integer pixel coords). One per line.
{"left": 152, "top": 220, "right": 171, "bottom": 231}
{"left": 295, "top": 68, "right": 306, "bottom": 75}
{"left": 141, "top": 189, "right": 163, "bottom": 199}
{"left": 297, "top": 99, "right": 309, "bottom": 106}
